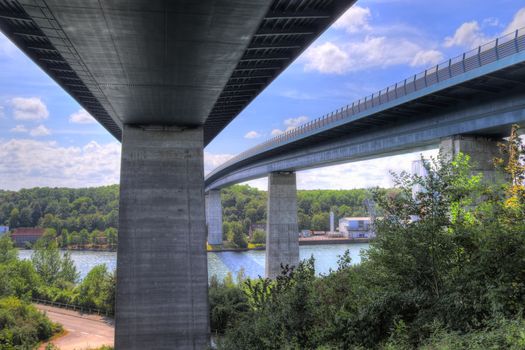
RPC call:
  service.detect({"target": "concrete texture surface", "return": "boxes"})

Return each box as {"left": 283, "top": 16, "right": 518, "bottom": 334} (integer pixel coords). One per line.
{"left": 440, "top": 135, "right": 501, "bottom": 182}
{"left": 206, "top": 189, "right": 223, "bottom": 246}
{"left": 266, "top": 172, "right": 299, "bottom": 278}
{"left": 116, "top": 125, "right": 209, "bottom": 349}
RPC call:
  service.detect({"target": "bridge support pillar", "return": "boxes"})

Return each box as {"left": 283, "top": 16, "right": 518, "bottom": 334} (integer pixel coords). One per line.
{"left": 440, "top": 135, "right": 501, "bottom": 182}
{"left": 206, "top": 189, "right": 223, "bottom": 246}
{"left": 266, "top": 172, "right": 299, "bottom": 278}
{"left": 116, "top": 125, "right": 209, "bottom": 349}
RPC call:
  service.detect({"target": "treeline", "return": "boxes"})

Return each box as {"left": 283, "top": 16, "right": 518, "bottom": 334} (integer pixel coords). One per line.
{"left": 0, "top": 185, "right": 119, "bottom": 232}
{"left": 1, "top": 182, "right": 386, "bottom": 250}
{"left": 221, "top": 185, "right": 375, "bottom": 231}
{"left": 209, "top": 126, "right": 525, "bottom": 349}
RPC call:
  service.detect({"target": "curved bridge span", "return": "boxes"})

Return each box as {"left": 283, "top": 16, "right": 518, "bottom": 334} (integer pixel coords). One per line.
{"left": 205, "top": 28, "right": 525, "bottom": 191}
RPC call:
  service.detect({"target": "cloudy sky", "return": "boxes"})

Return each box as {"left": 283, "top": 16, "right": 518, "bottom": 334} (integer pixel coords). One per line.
{"left": 1, "top": 0, "right": 524, "bottom": 191}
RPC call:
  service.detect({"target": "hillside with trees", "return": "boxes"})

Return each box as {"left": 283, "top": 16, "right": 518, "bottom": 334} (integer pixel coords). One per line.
{"left": 1, "top": 183, "right": 386, "bottom": 249}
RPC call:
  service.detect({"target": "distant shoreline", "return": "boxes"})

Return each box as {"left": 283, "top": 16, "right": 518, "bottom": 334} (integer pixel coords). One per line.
{"left": 17, "top": 238, "right": 371, "bottom": 254}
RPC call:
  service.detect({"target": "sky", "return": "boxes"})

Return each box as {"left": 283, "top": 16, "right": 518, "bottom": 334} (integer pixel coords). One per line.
{"left": 0, "top": 0, "right": 524, "bottom": 191}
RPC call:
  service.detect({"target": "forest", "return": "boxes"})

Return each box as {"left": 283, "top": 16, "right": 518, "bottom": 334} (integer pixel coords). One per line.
{"left": 0, "top": 183, "right": 382, "bottom": 249}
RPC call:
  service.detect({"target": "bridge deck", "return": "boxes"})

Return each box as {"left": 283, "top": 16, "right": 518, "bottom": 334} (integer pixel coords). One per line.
{"left": 206, "top": 28, "right": 525, "bottom": 189}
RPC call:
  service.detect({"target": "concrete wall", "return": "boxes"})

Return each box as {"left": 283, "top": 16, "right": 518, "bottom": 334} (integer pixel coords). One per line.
{"left": 206, "top": 189, "right": 223, "bottom": 245}
{"left": 266, "top": 172, "right": 299, "bottom": 278}
{"left": 116, "top": 125, "right": 209, "bottom": 349}
{"left": 440, "top": 135, "right": 501, "bottom": 182}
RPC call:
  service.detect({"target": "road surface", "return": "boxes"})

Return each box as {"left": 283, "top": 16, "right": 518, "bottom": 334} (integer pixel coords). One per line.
{"left": 36, "top": 304, "right": 114, "bottom": 350}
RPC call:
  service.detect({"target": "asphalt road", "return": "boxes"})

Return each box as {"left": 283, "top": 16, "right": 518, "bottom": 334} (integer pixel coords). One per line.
{"left": 36, "top": 304, "right": 114, "bottom": 350}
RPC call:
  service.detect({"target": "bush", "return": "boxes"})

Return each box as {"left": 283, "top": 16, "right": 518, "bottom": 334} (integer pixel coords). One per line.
{"left": 0, "top": 296, "right": 61, "bottom": 349}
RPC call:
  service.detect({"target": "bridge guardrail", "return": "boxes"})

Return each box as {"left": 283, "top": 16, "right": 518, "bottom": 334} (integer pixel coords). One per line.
{"left": 207, "top": 27, "right": 525, "bottom": 181}
{"left": 32, "top": 297, "right": 112, "bottom": 317}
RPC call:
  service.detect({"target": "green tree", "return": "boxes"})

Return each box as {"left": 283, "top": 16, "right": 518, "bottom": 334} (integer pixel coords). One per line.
{"left": 77, "top": 264, "right": 115, "bottom": 313}
{"left": 230, "top": 222, "right": 247, "bottom": 248}
{"left": 0, "top": 235, "right": 17, "bottom": 264}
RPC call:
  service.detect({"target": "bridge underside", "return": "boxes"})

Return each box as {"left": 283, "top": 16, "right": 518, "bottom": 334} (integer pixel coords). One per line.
{"left": 0, "top": 0, "right": 354, "bottom": 143}
{"left": 206, "top": 88, "right": 525, "bottom": 190}
{"left": 205, "top": 52, "right": 525, "bottom": 190}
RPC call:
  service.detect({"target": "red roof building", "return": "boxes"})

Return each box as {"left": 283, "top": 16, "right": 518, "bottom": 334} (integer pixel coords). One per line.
{"left": 11, "top": 227, "right": 45, "bottom": 247}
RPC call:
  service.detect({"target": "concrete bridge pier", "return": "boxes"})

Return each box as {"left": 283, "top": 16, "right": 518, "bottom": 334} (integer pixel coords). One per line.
{"left": 266, "top": 172, "right": 300, "bottom": 278}
{"left": 206, "top": 189, "right": 223, "bottom": 246}
{"left": 440, "top": 135, "right": 501, "bottom": 182}
{"left": 115, "top": 125, "right": 209, "bottom": 349}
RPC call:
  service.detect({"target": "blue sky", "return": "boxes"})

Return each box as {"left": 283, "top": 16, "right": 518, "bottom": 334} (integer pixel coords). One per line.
{"left": 1, "top": 0, "right": 524, "bottom": 190}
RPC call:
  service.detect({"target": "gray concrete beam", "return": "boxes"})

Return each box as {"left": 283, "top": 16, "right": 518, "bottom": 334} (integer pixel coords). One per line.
{"left": 266, "top": 172, "right": 299, "bottom": 278}
{"left": 205, "top": 189, "right": 223, "bottom": 246}
{"left": 116, "top": 125, "right": 209, "bottom": 349}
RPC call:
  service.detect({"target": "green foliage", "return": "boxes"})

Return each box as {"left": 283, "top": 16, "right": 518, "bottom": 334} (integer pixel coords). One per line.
{"left": 217, "top": 148, "right": 525, "bottom": 349}
{"left": 251, "top": 229, "right": 266, "bottom": 244}
{"left": 209, "top": 273, "right": 249, "bottom": 334}
{"left": 31, "top": 237, "right": 79, "bottom": 287}
{"left": 0, "top": 235, "right": 17, "bottom": 265}
{"left": 0, "top": 296, "right": 61, "bottom": 349}
{"left": 76, "top": 264, "right": 115, "bottom": 314}
{"left": 0, "top": 185, "right": 119, "bottom": 250}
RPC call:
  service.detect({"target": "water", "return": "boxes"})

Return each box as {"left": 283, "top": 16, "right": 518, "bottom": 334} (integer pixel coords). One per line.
{"left": 18, "top": 243, "right": 369, "bottom": 281}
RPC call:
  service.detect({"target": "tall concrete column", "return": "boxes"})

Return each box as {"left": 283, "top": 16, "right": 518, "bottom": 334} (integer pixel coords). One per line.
{"left": 266, "top": 172, "right": 299, "bottom": 278}
{"left": 206, "top": 189, "right": 223, "bottom": 246}
{"left": 440, "top": 135, "right": 501, "bottom": 182}
{"left": 116, "top": 125, "right": 209, "bottom": 349}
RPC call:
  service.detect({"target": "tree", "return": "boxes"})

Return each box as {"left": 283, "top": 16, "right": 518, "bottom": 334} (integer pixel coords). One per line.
{"left": 31, "top": 239, "right": 62, "bottom": 285}
{"left": 8, "top": 208, "right": 19, "bottom": 228}
{"left": 0, "top": 235, "right": 17, "bottom": 264}
{"left": 311, "top": 212, "right": 330, "bottom": 231}
{"left": 77, "top": 264, "right": 115, "bottom": 312}
{"left": 31, "top": 236, "right": 78, "bottom": 286}
{"left": 251, "top": 229, "right": 266, "bottom": 244}
{"left": 230, "top": 222, "right": 247, "bottom": 248}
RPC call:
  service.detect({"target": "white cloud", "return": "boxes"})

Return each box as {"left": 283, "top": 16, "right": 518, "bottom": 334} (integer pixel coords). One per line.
{"left": 284, "top": 116, "right": 309, "bottom": 129}
{"left": 11, "top": 97, "right": 49, "bottom": 121}
{"left": 411, "top": 49, "right": 444, "bottom": 67}
{"left": 203, "top": 151, "right": 234, "bottom": 175}
{"left": 444, "top": 21, "right": 490, "bottom": 49}
{"left": 303, "top": 6, "right": 443, "bottom": 74}
{"left": 69, "top": 109, "right": 95, "bottom": 124}
{"left": 270, "top": 116, "right": 310, "bottom": 136}
{"left": 278, "top": 89, "right": 315, "bottom": 100}
{"left": 304, "top": 41, "right": 350, "bottom": 74}
{"left": 444, "top": 7, "right": 525, "bottom": 50}
{"left": 304, "top": 35, "right": 443, "bottom": 74}
{"left": 29, "top": 125, "right": 51, "bottom": 137}
{"left": 0, "top": 139, "right": 121, "bottom": 190}
{"left": 483, "top": 17, "right": 500, "bottom": 27}
{"left": 504, "top": 7, "right": 525, "bottom": 34}
{"left": 10, "top": 125, "right": 28, "bottom": 133}
{"left": 244, "top": 131, "right": 261, "bottom": 139}
{"left": 271, "top": 129, "right": 283, "bottom": 136}
{"left": 333, "top": 6, "right": 372, "bottom": 33}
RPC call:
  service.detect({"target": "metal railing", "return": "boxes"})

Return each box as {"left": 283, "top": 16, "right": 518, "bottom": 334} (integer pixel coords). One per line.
{"left": 207, "top": 27, "right": 525, "bottom": 180}
{"left": 32, "top": 297, "right": 112, "bottom": 317}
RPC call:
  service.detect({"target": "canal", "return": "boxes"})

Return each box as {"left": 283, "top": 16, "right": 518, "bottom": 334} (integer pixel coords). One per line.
{"left": 18, "top": 243, "right": 369, "bottom": 282}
